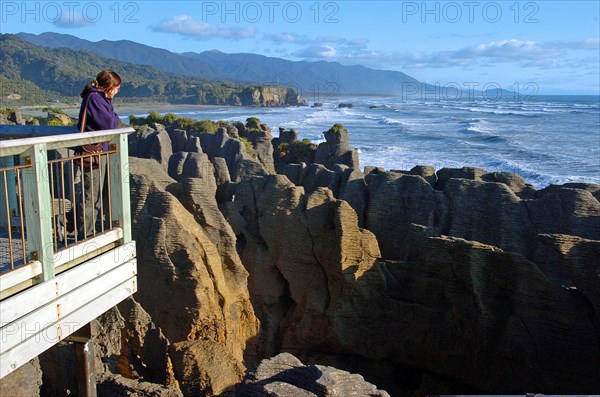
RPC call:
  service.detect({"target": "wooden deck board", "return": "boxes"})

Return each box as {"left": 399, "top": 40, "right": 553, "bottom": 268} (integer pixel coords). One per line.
{"left": 1, "top": 241, "right": 135, "bottom": 324}
{"left": 0, "top": 251, "right": 137, "bottom": 378}
{"left": 0, "top": 275, "right": 136, "bottom": 378}
{"left": 1, "top": 261, "right": 137, "bottom": 352}
{"left": 1, "top": 127, "right": 136, "bottom": 379}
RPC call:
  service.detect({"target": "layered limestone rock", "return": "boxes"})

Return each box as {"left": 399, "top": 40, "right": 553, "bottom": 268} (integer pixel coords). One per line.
{"left": 129, "top": 156, "right": 258, "bottom": 352}
{"left": 218, "top": 117, "right": 599, "bottom": 394}
{"left": 314, "top": 124, "right": 359, "bottom": 170}
{"left": 129, "top": 122, "right": 267, "bottom": 182}
{"left": 239, "top": 120, "right": 275, "bottom": 173}
{"left": 443, "top": 178, "right": 534, "bottom": 255}
{"left": 128, "top": 123, "right": 173, "bottom": 172}
{"left": 92, "top": 297, "right": 178, "bottom": 388}
{"left": 239, "top": 86, "right": 306, "bottom": 107}
{"left": 170, "top": 339, "right": 246, "bottom": 396}
{"left": 225, "top": 174, "right": 381, "bottom": 360}
{"left": 373, "top": 236, "right": 600, "bottom": 393}
{"left": 0, "top": 358, "right": 43, "bottom": 397}
{"left": 96, "top": 374, "right": 183, "bottom": 397}
{"left": 46, "top": 110, "right": 71, "bottom": 125}
{"left": 226, "top": 167, "right": 600, "bottom": 394}
{"left": 272, "top": 127, "right": 318, "bottom": 173}
{"left": 90, "top": 157, "right": 259, "bottom": 396}
{"left": 536, "top": 233, "right": 600, "bottom": 321}
{"left": 200, "top": 127, "right": 268, "bottom": 181}
{"left": 123, "top": 120, "right": 599, "bottom": 395}
{"left": 237, "top": 353, "right": 390, "bottom": 396}
{"left": 527, "top": 184, "right": 600, "bottom": 240}
{"left": 365, "top": 172, "right": 440, "bottom": 259}
{"left": 0, "top": 108, "right": 25, "bottom": 125}
{"left": 4, "top": 116, "right": 596, "bottom": 396}
{"left": 360, "top": 167, "right": 600, "bottom": 268}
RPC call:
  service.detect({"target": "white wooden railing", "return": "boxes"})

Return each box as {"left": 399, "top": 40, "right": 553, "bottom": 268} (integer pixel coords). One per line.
{"left": 0, "top": 126, "right": 137, "bottom": 381}
{"left": 0, "top": 127, "right": 134, "bottom": 297}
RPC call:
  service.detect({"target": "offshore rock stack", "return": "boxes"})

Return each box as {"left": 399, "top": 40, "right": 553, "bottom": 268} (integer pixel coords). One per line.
{"left": 2, "top": 114, "right": 599, "bottom": 396}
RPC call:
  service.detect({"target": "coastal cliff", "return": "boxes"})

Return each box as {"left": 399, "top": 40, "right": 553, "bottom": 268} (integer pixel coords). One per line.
{"left": 1, "top": 113, "right": 598, "bottom": 396}
{"left": 239, "top": 86, "right": 306, "bottom": 107}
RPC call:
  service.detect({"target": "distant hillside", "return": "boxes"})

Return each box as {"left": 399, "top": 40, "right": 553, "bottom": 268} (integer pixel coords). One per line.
{"left": 0, "top": 34, "right": 303, "bottom": 107}
{"left": 18, "top": 32, "right": 425, "bottom": 97}
{"left": 17, "top": 32, "right": 219, "bottom": 78}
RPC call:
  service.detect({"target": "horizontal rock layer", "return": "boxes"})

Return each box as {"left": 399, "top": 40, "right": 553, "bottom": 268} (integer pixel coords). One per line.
{"left": 2, "top": 115, "right": 597, "bottom": 396}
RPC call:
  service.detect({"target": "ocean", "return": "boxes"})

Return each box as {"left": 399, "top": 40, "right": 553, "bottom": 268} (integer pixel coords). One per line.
{"left": 124, "top": 95, "right": 600, "bottom": 189}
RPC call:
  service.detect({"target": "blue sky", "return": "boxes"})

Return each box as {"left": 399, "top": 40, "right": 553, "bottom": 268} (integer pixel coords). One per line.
{"left": 1, "top": 0, "right": 599, "bottom": 94}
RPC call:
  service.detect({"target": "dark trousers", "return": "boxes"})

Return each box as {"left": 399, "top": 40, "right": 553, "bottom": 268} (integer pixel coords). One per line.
{"left": 75, "top": 157, "right": 107, "bottom": 239}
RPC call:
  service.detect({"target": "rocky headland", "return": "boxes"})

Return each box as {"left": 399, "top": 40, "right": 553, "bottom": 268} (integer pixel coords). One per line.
{"left": 1, "top": 111, "right": 599, "bottom": 396}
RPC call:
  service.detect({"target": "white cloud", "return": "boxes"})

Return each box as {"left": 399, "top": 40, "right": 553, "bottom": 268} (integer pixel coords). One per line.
{"left": 319, "top": 36, "right": 345, "bottom": 44}
{"left": 153, "top": 15, "right": 256, "bottom": 40}
{"left": 267, "top": 32, "right": 304, "bottom": 43}
{"left": 266, "top": 33, "right": 369, "bottom": 53}
{"left": 347, "top": 38, "right": 370, "bottom": 49}
{"left": 342, "top": 38, "right": 600, "bottom": 70}
{"left": 294, "top": 44, "right": 337, "bottom": 59}
{"left": 465, "top": 39, "right": 563, "bottom": 59}
{"left": 52, "top": 12, "right": 90, "bottom": 28}
{"left": 564, "top": 37, "right": 600, "bottom": 50}
{"left": 265, "top": 31, "right": 598, "bottom": 72}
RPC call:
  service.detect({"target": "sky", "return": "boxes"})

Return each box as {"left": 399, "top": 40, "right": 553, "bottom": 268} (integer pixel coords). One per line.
{"left": 1, "top": 0, "right": 599, "bottom": 95}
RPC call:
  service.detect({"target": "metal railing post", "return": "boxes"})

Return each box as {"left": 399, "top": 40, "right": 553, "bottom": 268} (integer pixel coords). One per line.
{"left": 108, "top": 132, "right": 131, "bottom": 243}
{"left": 21, "top": 143, "right": 54, "bottom": 281}
{"left": 0, "top": 156, "right": 17, "bottom": 232}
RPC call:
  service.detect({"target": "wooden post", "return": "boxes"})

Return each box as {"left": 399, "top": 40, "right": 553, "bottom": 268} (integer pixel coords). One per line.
{"left": 21, "top": 143, "right": 54, "bottom": 280}
{"left": 108, "top": 132, "right": 131, "bottom": 243}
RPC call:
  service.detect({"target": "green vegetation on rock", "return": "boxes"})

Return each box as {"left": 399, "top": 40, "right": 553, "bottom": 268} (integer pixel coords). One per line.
{"left": 46, "top": 118, "right": 65, "bottom": 126}
{"left": 234, "top": 121, "right": 245, "bottom": 135}
{"left": 239, "top": 137, "right": 257, "bottom": 158}
{"left": 328, "top": 124, "right": 345, "bottom": 134}
{"left": 130, "top": 111, "right": 219, "bottom": 134}
{"left": 245, "top": 117, "right": 261, "bottom": 130}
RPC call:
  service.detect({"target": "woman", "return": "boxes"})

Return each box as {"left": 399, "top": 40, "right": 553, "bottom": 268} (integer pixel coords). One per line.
{"left": 75, "top": 69, "right": 121, "bottom": 240}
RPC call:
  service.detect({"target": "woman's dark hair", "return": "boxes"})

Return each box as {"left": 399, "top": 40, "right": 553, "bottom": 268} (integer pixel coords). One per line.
{"left": 80, "top": 69, "right": 122, "bottom": 98}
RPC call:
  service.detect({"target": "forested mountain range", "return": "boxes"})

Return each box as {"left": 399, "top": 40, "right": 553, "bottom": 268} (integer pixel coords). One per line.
{"left": 0, "top": 34, "right": 303, "bottom": 107}
{"left": 17, "top": 32, "right": 425, "bottom": 98}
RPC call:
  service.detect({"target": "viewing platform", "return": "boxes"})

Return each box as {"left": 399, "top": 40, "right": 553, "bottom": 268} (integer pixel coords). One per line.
{"left": 0, "top": 125, "right": 137, "bottom": 390}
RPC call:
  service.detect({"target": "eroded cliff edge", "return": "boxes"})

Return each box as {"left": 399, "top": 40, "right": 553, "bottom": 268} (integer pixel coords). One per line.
{"left": 2, "top": 114, "right": 598, "bottom": 396}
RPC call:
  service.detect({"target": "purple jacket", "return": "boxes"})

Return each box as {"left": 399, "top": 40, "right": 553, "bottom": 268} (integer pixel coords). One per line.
{"left": 77, "top": 88, "right": 119, "bottom": 150}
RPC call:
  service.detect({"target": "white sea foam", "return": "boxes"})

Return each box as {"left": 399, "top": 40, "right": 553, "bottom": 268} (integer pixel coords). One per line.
{"left": 152, "top": 95, "right": 599, "bottom": 189}
{"left": 465, "top": 107, "right": 541, "bottom": 116}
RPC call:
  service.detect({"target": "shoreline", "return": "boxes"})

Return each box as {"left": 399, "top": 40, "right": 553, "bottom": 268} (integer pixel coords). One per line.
{"left": 114, "top": 103, "right": 230, "bottom": 118}
{"left": 8, "top": 98, "right": 599, "bottom": 190}
{"left": 16, "top": 102, "right": 230, "bottom": 118}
